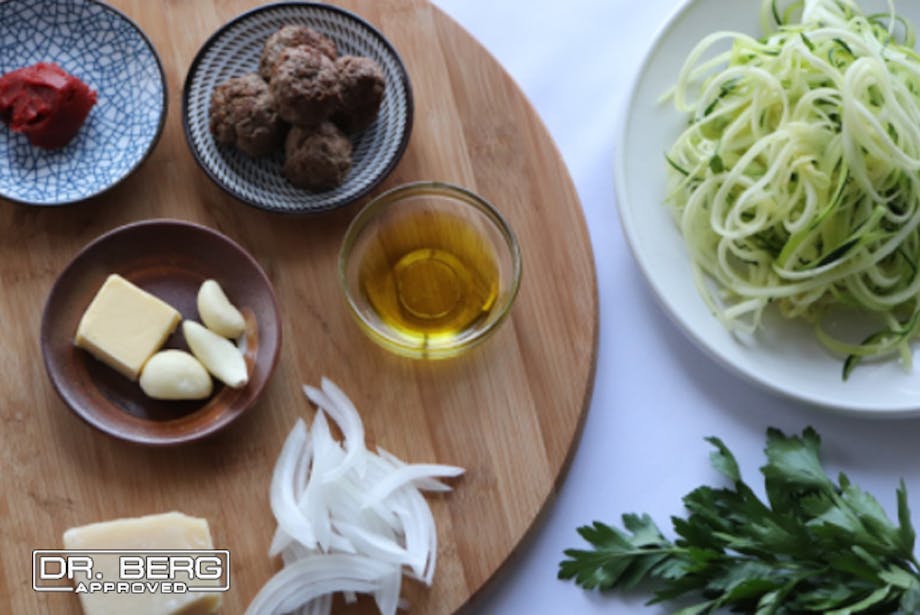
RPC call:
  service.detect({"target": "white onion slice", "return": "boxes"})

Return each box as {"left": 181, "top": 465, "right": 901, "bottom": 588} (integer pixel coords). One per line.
{"left": 327, "top": 477, "right": 400, "bottom": 534}
{"left": 408, "top": 487, "right": 438, "bottom": 584}
{"left": 269, "top": 529, "right": 291, "bottom": 559}
{"left": 333, "top": 519, "right": 419, "bottom": 570}
{"left": 376, "top": 447, "right": 454, "bottom": 492}
{"left": 384, "top": 483, "right": 438, "bottom": 584}
{"left": 270, "top": 428, "right": 316, "bottom": 557}
{"left": 303, "top": 412, "right": 337, "bottom": 551}
{"left": 308, "top": 410, "right": 334, "bottom": 457}
{"left": 293, "top": 434, "right": 315, "bottom": 501}
{"left": 327, "top": 532, "right": 356, "bottom": 554}
{"left": 374, "top": 567, "right": 402, "bottom": 615}
{"left": 363, "top": 464, "right": 465, "bottom": 507}
{"left": 304, "top": 380, "right": 366, "bottom": 481}
{"left": 281, "top": 541, "right": 316, "bottom": 567}
{"left": 269, "top": 419, "right": 316, "bottom": 552}
{"left": 393, "top": 504, "right": 426, "bottom": 579}
{"left": 245, "top": 554, "right": 391, "bottom": 615}
{"left": 420, "top": 495, "right": 438, "bottom": 585}
{"left": 298, "top": 593, "right": 332, "bottom": 615}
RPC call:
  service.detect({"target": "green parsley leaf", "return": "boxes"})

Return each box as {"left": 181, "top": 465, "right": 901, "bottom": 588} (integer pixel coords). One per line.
{"left": 559, "top": 428, "right": 920, "bottom": 614}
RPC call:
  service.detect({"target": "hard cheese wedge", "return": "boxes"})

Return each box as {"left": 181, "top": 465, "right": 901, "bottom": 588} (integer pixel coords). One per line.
{"left": 62, "top": 512, "right": 222, "bottom": 615}
{"left": 74, "top": 274, "right": 181, "bottom": 380}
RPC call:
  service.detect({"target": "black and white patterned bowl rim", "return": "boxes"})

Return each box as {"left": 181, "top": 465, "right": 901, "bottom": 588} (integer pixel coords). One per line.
{"left": 0, "top": 0, "right": 167, "bottom": 206}
{"left": 182, "top": 2, "right": 414, "bottom": 214}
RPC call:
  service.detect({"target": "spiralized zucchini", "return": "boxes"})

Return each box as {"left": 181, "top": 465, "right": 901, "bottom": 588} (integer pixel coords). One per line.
{"left": 666, "top": 0, "right": 920, "bottom": 378}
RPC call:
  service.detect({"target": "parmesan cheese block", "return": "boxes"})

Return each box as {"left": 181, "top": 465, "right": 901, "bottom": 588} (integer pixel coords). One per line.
{"left": 74, "top": 274, "right": 181, "bottom": 380}
{"left": 62, "top": 512, "right": 223, "bottom": 615}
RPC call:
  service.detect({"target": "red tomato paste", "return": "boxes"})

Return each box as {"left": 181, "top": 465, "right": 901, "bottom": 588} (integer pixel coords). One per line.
{"left": 0, "top": 62, "right": 97, "bottom": 149}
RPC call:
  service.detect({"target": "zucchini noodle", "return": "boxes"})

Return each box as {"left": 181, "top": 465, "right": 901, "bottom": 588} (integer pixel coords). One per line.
{"left": 665, "top": 0, "right": 920, "bottom": 378}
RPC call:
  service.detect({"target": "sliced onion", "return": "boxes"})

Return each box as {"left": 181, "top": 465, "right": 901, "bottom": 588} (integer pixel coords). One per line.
{"left": 270, "top": 433, "right": 316, "bottom": 557}
{"left": 304, "top": 380, "right": 365, "bottom": 481}
{"left": 363, "top": 464, "right": 465, "bottom": 507}
{"left": 392, "top": 503, "right": 427, "bottom": 579}
{"left": 376, "top": 447, "right": 454, "bottom": 493}
{"left": 303, "top": 412, "right": 337, "bottom": 552}
{"left": 244, "top": 554, "right": 391, "bottom": 615}
{"left": 281, "top": 541, "right": 316, "bottom": 567}
{"left": 298, "top": 593, "right": 331, "bottom": 615}
{"left": 269, "top": 419, "right": 316, "bottom": 552}
{"left": 419, "top": 493, "right": 438, "bottom": 585}
{"left": 328, "top": 486, "right": 400, "bottom": 539}
{"left": 407, "top": 487, "right": 438, "bottom": 583}
{"left": 269, "top": 528, "right": 292, "bottom": 559}
{"left": 374, "top": 567, "right": 402, "bottom": 615}
{"left": 327, "top": 532, "right": 356, "bottom": 554}
{"left": 293, "top": 434, "right": 315, "bottom": 502}
{"left": 333, "top": 519, "right": 419, "bottom": 570}
{"left": 252, "top": 377, "right": 465, "bottom": 614}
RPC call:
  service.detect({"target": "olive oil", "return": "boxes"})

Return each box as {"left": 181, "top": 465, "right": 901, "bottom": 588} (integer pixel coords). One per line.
{"left": 357, "top": 209, "right": 499, "bottom": 351}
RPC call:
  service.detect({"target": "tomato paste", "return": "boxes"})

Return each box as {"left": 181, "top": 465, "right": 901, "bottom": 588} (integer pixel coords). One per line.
{"left": 0, "top": 62, "right": 97, "bottom": 149}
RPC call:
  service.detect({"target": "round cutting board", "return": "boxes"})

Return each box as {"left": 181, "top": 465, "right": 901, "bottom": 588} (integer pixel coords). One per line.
{"left": 0, "top": 1, "right": 598, "bottom": 613}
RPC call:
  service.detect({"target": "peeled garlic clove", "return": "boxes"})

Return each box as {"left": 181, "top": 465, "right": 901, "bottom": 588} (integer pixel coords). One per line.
{"left": 197, "top": 279, "right": 246, "bottom": 339}
{"left": 183, "top": 320, "right": 249, "bottom": 388}
{"left": 139, "top": 350, "right": 213, "bottom": 400}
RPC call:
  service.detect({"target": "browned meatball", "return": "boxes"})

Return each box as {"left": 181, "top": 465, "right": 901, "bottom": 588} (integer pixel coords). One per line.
{"left": 283, "top": 122, "right": 352, "bottom": 191}
{"left": 209, "top": 73, "right": 284, "bottom": 157}
{"left": 333, "top": 56, "right": 386, "bottom": 134}
{"left": 259, "top": 24, "right": 337, "bottom": 81}
{"left": 270, "top": 46, "right": 341, "bottom": 127}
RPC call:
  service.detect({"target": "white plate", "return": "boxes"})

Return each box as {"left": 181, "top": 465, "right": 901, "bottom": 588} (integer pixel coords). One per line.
{"left": 616, "top": 0, "right": 920, "bottom": 416}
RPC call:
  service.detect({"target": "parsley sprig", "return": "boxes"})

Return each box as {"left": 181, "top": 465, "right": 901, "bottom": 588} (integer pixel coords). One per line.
{"left": 559, "top": 428, "right": 920, "bottom": 614}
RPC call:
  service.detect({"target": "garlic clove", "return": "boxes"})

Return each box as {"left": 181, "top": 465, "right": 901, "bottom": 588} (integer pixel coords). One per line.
{"left": 183, "top": 320, "right": 249, "bottom": 388}
{"left": 139, "top": 350, "right": 213, "bottom": 400}
{"left": 197, "top": 279, "right": 246, "bottom": 339}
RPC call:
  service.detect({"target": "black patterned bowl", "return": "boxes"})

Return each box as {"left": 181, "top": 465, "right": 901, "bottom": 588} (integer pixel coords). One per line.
{"left": 0, "top": 0, "right": 167, "bottom": 206}
{"left": 182, "top": 2, "right": 414, "bottom": 214}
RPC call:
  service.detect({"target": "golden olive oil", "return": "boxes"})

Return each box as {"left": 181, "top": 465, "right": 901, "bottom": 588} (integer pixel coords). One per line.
{"left": 358, "top": 209, "right": 499, "bottom": 351}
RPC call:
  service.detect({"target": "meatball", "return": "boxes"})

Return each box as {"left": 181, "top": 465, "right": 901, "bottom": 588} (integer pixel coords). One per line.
{"left": 209, "top": 73, "right": 284, "bottom": 157}
{"left": 270, "top": 46, "right": 341, "bottom": 127}
{"left": 333, "top": 56, "right": 386, "bottom": 134}
{"left": 283, "top": 122, "right": 352, "bottom": 191}
{"left": 260, "top": 24, "right": 337, "bottom": 81}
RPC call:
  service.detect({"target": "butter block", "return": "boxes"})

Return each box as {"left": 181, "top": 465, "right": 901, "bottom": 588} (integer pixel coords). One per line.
{"left": 75, "top": 274, "right": 181, "bottom": 380}
{"left": 62, "top": 512, "right": 223, "bottom": 615}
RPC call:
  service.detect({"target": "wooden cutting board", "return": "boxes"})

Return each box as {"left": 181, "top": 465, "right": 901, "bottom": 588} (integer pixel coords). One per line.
{"left": 0, "top": 0, "right": 598, "bottom": 613}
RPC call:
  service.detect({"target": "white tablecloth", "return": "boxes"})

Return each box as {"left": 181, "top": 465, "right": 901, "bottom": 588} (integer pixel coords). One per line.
{"left": 432, "top": 1, "right": 920, "bottom": 613}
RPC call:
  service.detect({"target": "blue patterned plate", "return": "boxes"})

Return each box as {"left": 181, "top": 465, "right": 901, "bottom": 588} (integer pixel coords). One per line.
{"left": 182, "top": 2, "right": 413, "bottom": 214}
{"left": 0, "top": 0, "right": 166, "bottom": 206}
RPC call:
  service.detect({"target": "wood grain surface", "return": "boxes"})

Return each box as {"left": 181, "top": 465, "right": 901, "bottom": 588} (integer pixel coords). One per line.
{"left": 0, "top": 1, "right": 598, "bottom": 613}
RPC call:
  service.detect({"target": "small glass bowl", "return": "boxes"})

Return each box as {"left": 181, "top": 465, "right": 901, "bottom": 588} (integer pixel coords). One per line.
{"left": 340, "top": 181, "right": 522, "bottom": 359}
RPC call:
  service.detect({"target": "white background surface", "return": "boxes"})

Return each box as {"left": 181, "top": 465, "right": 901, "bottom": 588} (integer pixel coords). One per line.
{"left": 431, "top": 1, "right": 920, "bottom": 614}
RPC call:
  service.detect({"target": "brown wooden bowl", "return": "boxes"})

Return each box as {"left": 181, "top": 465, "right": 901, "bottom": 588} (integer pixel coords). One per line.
{"left": 41, "top": 219, "right": 282, "bottom": 445}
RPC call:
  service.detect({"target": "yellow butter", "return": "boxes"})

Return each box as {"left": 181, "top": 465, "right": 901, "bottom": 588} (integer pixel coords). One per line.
{"left": 75, "top": 274, "right": 181, "bottom": 380}
{"left": 62, "top": 512, "right": 222, "bottom": 615}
